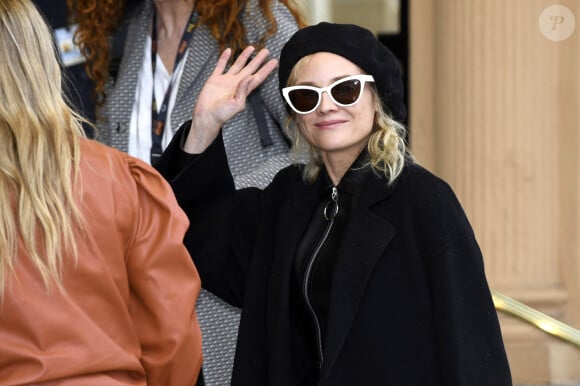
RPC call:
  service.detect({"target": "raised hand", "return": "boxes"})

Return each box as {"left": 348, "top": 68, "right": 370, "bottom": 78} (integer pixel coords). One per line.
{"left": 183, "top": 46, "right": 278, "bottom": 154}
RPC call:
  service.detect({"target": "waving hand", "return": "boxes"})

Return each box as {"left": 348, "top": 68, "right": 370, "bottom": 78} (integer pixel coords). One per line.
{"left": 183, "top": 47, "right": 278, "bottom": 154}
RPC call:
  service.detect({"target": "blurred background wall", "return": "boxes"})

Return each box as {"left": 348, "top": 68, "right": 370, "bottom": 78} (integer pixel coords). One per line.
{"left": 299, "top": 0, "right": 580, "bottom": 384}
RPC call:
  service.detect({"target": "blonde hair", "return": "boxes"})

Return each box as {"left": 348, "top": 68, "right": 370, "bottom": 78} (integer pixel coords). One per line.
{"left": 285, "top": 57, "right": 410, "bottom": 184}
{"left": 0, "top": 0, "right": 87, "bottom": 300}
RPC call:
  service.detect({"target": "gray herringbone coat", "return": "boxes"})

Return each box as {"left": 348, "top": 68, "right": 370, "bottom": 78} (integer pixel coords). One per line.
{"left": 96, "top": 2, "right": 302, "bottom": 385}
{"left": 97, "top": 0, "right": 300, "bottom": 189}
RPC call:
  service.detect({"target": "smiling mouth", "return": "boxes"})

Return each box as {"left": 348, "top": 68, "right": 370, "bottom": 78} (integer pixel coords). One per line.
{"left": 316, "top": 120, "right": 346, "bottom": 128}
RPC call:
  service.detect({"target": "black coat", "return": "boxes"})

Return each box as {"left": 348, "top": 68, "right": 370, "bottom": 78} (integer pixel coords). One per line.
{"left": 156, "top": 126, "right": 512, "bottom": 386}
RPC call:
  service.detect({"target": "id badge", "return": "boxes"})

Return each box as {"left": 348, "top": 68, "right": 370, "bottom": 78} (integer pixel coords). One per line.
{"left": 54, "top": 24, "right": 85, "bottom": 67}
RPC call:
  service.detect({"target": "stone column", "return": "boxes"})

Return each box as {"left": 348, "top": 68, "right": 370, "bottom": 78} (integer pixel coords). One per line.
{"left": 410, "top": 0, "right": 580, "bottom": 383}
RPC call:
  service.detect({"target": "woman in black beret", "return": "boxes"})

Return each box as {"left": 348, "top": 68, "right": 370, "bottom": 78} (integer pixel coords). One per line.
{"left": 156, "top": 22, "right": 512, "bottom": 386}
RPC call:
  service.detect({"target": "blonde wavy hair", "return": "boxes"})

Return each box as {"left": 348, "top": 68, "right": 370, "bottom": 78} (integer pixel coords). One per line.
{"left": 285, "top": 57, "right": 410, "bottom": 185}
{"left": 0, "top": 0, "right": 87, "bottom": 300}
{"left": 66, "top": 0, "right": 308, "bottom": 107}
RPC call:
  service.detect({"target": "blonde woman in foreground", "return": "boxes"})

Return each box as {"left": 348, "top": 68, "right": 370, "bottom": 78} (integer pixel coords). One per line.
{"left": 0, "top": 0, "right": 202, "bottom": 384}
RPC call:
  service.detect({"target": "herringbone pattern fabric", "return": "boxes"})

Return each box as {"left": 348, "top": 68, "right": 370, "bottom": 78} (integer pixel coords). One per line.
{"left": 95, "top": 1, "right": 302, "bottom": 385}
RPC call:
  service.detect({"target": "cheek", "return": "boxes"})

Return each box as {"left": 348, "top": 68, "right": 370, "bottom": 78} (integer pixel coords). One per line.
{"left": 352, "top": 104, "right": 375, "bottom": 133}
{"left": 359, "top": 100, "right": 376, "bottom": 130}
{"left": 297, "top": 118, "right": 314, "bottom": 139}
{"left": 364, "top": 110, "right": 376, "bottom": 131}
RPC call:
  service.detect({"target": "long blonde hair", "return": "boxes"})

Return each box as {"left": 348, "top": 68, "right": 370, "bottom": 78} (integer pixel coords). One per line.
{"left": 285, "top": 57, "right": 410, "bottom": 185}
{"left": 0, "top": 0, "right": 87, "bottom": 299}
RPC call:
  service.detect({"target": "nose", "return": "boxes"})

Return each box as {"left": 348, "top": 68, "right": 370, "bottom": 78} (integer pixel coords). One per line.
{"left": 318, "top": 90, "right": 338, "bottom": 112}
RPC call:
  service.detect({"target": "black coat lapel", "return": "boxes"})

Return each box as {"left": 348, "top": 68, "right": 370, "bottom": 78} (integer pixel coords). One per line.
{"left": 323, "top": 174, "right": 396, "bottom": 376}
{"left": 171, "top": 26, "right": 217, "bottom": 133}
{"left": 266, "top": 176, "right": 325, "bottom": 383}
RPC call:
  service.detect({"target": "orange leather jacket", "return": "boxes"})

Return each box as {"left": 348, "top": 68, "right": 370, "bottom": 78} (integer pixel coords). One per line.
{"left": 0, "top": 139, "right": 202, "bottom": 385}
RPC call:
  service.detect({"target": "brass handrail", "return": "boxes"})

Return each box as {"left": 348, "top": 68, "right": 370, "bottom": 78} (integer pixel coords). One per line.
{"left": 492, "top": 290, "right": 580, "bottom": 348}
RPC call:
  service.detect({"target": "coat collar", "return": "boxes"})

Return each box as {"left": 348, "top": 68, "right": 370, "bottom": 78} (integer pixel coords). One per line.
{"left": 268, "top": 164, "right": 398, "bottom": 380}
{"left": 109, "top": 1, "right": 215, "bottom": 133}
{"left": 171, "top": 26, "right": 216, "bottom": 132}
{"left": 264, "top": 169, "right": 324, "bottom": 382}
{"left": 323, "top": 172, "right": 396, "bottom": 376}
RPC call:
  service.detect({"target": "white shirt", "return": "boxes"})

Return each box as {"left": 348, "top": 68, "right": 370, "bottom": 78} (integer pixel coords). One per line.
{"left": 128, "top": 36, "right": 188, "bottom": 164}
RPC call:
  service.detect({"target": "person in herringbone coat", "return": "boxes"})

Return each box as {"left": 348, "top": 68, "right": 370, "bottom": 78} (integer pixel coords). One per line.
{"left": 67, "top": 1, "right": 307, "bottom": 385}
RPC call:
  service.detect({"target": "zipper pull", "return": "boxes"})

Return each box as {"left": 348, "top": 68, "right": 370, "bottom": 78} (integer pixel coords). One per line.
{"left": 324, "top": 186, "right": 339, "bottom": 220}
{"left": 331, "top": 186, "right": 338, "bottom": 202}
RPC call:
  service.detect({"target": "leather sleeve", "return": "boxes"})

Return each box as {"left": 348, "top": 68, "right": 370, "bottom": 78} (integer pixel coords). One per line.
{"left": 125, "top": 155, "right": 203, "bottom": 386}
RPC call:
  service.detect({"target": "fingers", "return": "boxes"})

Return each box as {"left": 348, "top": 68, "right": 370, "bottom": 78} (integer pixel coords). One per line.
{"left": 243, "top": 48, "right": 273, "bottom": 77}
{"left": 234, "top": 77, "right": 253, "bottom": 103}
{"left": 212, "top": 48, "right": 232, "bottom": 75}
{"left": 234, "top": 58, "right": 278, "bottom": 104}
{"left": 229, "top": 46, "right": 274, "bottom": 77}
{"left": 215, "top": 46, "right": 275, "bottom": 80}
{"left": 228, "top": 46, "right": 256, "bottom": 74}
{"left": 246, "top": 58, "right": 278, "bottom": 93}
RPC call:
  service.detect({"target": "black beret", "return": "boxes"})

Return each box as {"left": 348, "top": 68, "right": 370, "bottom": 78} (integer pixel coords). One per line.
{"left": 278, "top": 22, "right": 406, "bottom": 122}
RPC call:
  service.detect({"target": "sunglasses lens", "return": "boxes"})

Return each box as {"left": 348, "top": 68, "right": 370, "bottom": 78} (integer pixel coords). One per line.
{"left": 288, "top": 89, "right": 319, "bottom": 113}
{"left": 331, "top": 79, "right": 362, "bottom": 105}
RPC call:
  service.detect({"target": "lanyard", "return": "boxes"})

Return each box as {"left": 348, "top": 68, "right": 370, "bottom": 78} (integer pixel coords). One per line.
{"left": 150, "top": 9, "right": 198, "bottom": 165}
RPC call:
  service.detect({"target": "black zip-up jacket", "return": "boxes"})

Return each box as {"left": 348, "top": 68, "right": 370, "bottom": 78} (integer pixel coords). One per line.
{"left": 156, "top": 124, "right": 512, "bottom": 386}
